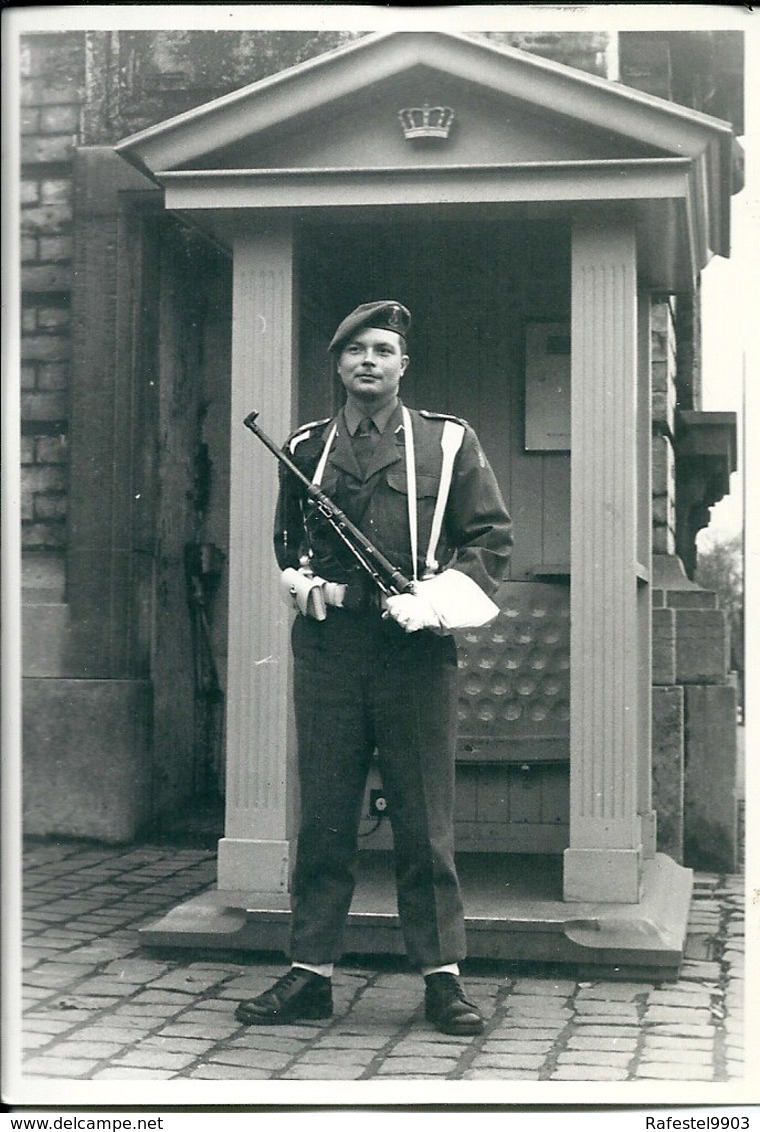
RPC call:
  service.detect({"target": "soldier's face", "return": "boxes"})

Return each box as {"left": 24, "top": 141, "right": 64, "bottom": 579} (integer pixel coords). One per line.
{"left": 337, "top": 328, "right": 409, "bottom": 405}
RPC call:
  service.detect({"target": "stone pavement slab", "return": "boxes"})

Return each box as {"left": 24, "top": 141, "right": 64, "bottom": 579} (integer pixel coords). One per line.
{"left": 16, "top": 840, "right": 747, "bottom": 1086}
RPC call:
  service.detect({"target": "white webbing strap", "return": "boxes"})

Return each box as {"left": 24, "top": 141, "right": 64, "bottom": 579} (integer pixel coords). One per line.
{"left": 311, "top": 411, "right": 463, "bottom": 587}
{"left": 312, "top": 421, "right": 338, "bottom": 487}
{"left": 424, "top": 420, "right": 465, "bottom": 577}
{"left": 401, "top": 406, "right": 418, "bottom": 583}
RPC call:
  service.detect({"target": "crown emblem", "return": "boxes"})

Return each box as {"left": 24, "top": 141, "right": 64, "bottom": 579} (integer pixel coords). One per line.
{"left": 398, "top": 103, "right": 455, "bottom": 141}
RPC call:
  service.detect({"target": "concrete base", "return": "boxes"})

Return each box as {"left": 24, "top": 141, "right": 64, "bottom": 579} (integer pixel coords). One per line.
{"left": 139, "top": 851, "right": 693, "bottom": 980}
{"left": 684, "top": 683, "right": 738, "bottom": 872}
{"left": 652, "top": 685, "right": 685, "bottom": 863}
{"left": 563, "top": 846, "right": 642, "bottom": 903}
{"left": 217, "top": 837, "right": 291, "bottom": 892}
{"left": 23, "top": 676, "right": 152, "bottom": 843}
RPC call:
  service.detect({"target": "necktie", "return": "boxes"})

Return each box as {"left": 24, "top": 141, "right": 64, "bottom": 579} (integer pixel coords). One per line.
{"left": 353, "top": 416, "right": 377, "bottom": 478}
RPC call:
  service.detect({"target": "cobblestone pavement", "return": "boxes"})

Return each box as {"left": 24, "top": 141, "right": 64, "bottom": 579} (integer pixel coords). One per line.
{"left": 18, "top": 840, "right": 745, "bottom": 1084}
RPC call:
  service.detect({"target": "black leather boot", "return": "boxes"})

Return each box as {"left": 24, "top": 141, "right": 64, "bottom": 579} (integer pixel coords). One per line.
{"left": 235, "top": 968, "right": 333, "bottom": 1025}
{"left": 424, "top": 972, "right": 484, "bottom": 1036}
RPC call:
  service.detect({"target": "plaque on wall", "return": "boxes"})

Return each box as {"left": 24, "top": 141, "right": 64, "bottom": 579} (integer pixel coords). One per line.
{"left": 525, "top": 321, "right": 571, "bottom": 451}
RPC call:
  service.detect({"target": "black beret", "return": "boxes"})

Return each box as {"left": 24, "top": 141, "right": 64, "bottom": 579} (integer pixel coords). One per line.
{"left": 328, "top": 301, "right": 411, "bottom": 354}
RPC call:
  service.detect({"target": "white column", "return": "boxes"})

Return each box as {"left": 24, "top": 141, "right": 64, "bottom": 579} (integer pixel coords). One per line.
{"left": 637, "top": 286, "right": 656, "bottom": 859}
{"left": 218, "top": 220, "right": 297, "bottom": 892}
{"left": 564, "top": 215, "right": 643, "bottom": 903}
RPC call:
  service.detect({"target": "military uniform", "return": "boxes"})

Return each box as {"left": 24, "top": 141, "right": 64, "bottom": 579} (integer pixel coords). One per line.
{"left": 273, "top": 399, "right": 513, "bottom": 967}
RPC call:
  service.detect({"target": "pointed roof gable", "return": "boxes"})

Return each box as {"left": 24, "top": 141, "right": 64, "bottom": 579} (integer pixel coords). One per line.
{"left": 116, "top": 30, "right": 735, "bottom": 278}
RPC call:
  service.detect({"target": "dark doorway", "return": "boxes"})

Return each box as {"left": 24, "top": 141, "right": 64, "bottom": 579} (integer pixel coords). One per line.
{"left": 297, "top": 215, "right": 572, "bottom": 853}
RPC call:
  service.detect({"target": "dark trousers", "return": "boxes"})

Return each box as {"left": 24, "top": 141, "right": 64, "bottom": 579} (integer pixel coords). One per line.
{"left": 289, "top": 609, "right": 466, "bottom": 968}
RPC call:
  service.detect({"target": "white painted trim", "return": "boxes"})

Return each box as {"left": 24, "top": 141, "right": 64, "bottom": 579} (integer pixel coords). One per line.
{"left": 160, "top": 160, "right": 693, "bottom": 211}
{"left": 160, "top": 156, "right": 693, "bottom": 181}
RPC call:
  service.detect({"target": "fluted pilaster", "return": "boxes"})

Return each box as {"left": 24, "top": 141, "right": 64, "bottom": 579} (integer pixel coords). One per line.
{"left": 218, "top": 222, "right": 296, "bottom": 892}
{"left": 564, "top": 216, "right": 643, "bottom": 903}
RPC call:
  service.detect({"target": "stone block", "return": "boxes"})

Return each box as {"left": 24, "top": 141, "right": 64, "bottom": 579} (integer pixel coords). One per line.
{"left": 652, "top": 494, "right": 675, "bottom": 527}
{"left": 652, "top": 389, "right": 676, "bottom": 434}
{"left": 21, "top": 237, "right": 38, "bottom": 263}
{"left": 651, "top": 347, "right": 677, "bottom": 392}
{"left": 21, "top": 363, "right": 37, "bottom": 390}
{"left": 652, "top": 525, "right": 676, "bottom": 556}
{"left": 21, "top": 34, "right": 81, "bottom": 81}
{"left": 38, "top": 362, "right": 69, "bottom": 390}
{"left": 684, "top": 684, "right": 738, "bottom": 872}
{"left": 21, "top": 335, "right": 71, "bottom": 363}
{"left": 35, "top": 494, "right": 68, "bottom": 521}
{"left": 41, "top": 179, "right": 72, "bottom": 204}
{"left": 40, "top": 236, "right": 74, "bottom": 263}
{"left": 22, "top": 264, "right": 72, "bottom": 292}
{"left": 22, "top": 465, "right": 67, "bottom": 495}
{"left": 36, "top": 436, "right": 68, "bottom": 464}
{"left": 20, "top": 108, "right": 40, "bottom": 134}
{"left": 652, "top": 325, "right": 676, "bottom": 366}
{"left": 21, "top": 391, "right": 67, "bottom": 420}
{"left": 38, "top": 307, "right": 71, "bottom": 330}
{"left": 21, "top": 134, "right": 76, "bottom": 164}
{"left": 667, "top": 589, "right": 718, "bottom": 609}
{"left": 20, "top": 204, "right": 73, "bottom": 234}
{"left": 652, "top": 433, "right": 675, "bottom": 496}
{"left": 652, "top": 358, "right": 675, "bottom": 394}
{"left": 675, "top": 609, "right": 730, "bottom": 683}
{"left": 23, "top": 606, "right": 69, "bottom": 674}
{"left": 651, "top": 300, "right": 674, "bottom": 335}
{"left": 40, "top": 104, "right": 81, "bottom": 133}
{"left": 21, "top": 179, "right": 40, "bottom": 204}
{"left": 22, "top": 521, "right": 66, "bottom": 550}
{"left": 652, "top": 686, "right": 684, "bottom": 862}
{"left": 23, "top": 677, "right": 152, "bottom": 842}
{"left": 652, "top": 607, "right": 676, "bottom": 684}
{"left": 21, "top": 547, "right": 65, "bottom": 602}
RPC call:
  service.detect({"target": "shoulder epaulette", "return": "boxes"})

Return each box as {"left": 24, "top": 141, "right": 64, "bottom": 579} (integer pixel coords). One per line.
{"left": 287, "top": 416, "right": 332, "bottom": 452}
{"left": 419, "top": 409, "right": 468, "bottom": 427}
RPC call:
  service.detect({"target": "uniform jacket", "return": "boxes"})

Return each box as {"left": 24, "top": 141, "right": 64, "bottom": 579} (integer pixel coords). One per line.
{"left": 273, "top": 400, "right": 513, "bottom": 599}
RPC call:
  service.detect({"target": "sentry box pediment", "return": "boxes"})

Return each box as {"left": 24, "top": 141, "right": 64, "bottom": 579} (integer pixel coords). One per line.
{"left": 116, "top": 30, "right": 736, "bottom": 288}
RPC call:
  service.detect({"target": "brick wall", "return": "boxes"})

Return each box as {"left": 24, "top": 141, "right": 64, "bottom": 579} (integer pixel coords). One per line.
{"left": 475, "top": 31, "right": 611, "bottom": 76}
{"left": 20, "top": 33, "right": 84, "bottom": 572}
{"left": 17, "top": 28, "right": 358, "bottom": 579}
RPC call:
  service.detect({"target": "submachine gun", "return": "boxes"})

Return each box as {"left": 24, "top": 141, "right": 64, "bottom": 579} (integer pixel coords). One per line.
{"left": 243, "top": 411, "right": 414, "bottom": 614}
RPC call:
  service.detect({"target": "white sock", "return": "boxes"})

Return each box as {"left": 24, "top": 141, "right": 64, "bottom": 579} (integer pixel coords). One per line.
{"left": 292, "top": 961, "right": 333, "bottom": 979}
{"left": 422, "top": 963, "right": 460, "bottom": 978}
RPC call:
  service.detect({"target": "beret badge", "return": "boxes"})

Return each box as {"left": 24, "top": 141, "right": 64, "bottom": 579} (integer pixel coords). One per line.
{"left": 328, "top": 301, "right": 411, "bottom": 353}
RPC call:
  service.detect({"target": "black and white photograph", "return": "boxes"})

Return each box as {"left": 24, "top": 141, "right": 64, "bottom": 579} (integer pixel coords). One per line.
{"left": 2, "top": 2, "right": 756, "bottom": 1121}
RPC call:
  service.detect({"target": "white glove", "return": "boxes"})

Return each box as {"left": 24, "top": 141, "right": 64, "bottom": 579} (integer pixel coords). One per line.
{"left": 415, "top": 570, "right": 500, "bottom": 630}
{"left": 383, "top": 591, "right": 441, "bottom": 633}
{"left": 280, "top": 568, "right": 345, "bottom": 620}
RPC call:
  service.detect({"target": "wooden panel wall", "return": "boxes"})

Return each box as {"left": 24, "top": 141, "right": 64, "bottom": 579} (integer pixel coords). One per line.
{"left": 298, "top": 218, "right": 571, "bottom": 578}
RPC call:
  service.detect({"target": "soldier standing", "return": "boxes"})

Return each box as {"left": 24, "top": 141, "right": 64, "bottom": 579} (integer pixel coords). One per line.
{"left": 235, "top": 301, "right": 513, "bottom": 1035}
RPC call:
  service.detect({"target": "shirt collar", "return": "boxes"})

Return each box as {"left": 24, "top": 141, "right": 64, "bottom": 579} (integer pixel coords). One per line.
{"left": 343, "top": 397, "right": 401, "bottom": 436}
